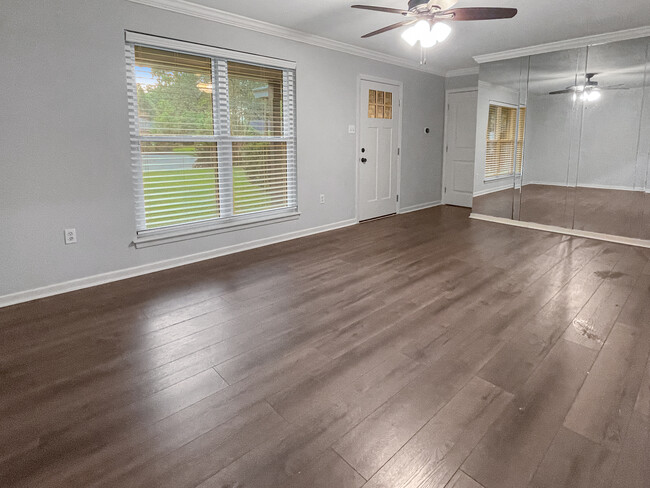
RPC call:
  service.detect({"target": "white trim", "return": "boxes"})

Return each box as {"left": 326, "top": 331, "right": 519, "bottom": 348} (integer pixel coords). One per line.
{"left": 126, "top": 0, "right": 446, "bottom": 76}
{"left": 473, "top": 182, "right": 646, "bottom": 197}
{"left": 134, "top": 210, "right": 301, "bottom": 248}
{"left": 356, "top": 75, "right": 404, "bottom": 221}
{"left": 126, "top": 31, "right": 296, "bottom": 69}
{"left": 446, "top": 67, "right": 479, "bottom": 77}
{"left": 398, "top": 200, "right": 442, "bottom": 214}
{"left": 0, "top": 219, "right": 357, "bottom": 309}
{"left": 442, "top": 90, "right": 450, "bottom": 205}
{"left": 524, "top": 181, "right": 641, "bottom": 192}
{"left": 578, "top": 183, "right": 640, "bottom": 192}
{"left": 474, "top": 25, "right": 650, "bottom": 64}
{"left": 469, "top": 213, "right": 650, "bottom": 249}
{"left": 445, "top": 87, "right": 480, "bottom": 95}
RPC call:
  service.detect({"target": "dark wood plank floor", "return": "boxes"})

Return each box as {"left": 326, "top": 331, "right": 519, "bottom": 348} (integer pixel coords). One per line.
{"left": 1, "top": 206, "right": 649, "bottom": 488}
{"left": 472, "top": 184, "right": 650, "bottom": 240}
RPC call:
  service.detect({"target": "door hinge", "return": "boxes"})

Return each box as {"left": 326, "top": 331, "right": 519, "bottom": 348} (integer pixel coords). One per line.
{"left": 444, "top": 186, "right": 447, "bottom": 193}
{"left": 396, "top": 195, "right": 399, "bottom": 202}
{"left": 446, "top": 145, "right": 449, "bottom": 152}
{"left": 397, "top": 147, "right": 400, "bottom": 156}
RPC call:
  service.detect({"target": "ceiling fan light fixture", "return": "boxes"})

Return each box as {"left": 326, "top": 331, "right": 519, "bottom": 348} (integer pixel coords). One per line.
{"left": 586, "top": 90, "right": 601, "bottom": 102}
{"left": 431, "top": 22, "right": 452, "bottom": 42}
{"left": 414, "top": 19, "right": 432, "bottom": 37}
{"left": 420, "top": 31, "right": 437, "bottom": 48}
{"left": 572, "top": 88, "right": 601, "bottom": 103}
{"left": 401, "top": 25, "right": 420, "bottom": 46}
{"left": 401, "top": 19, "right": 449, "bottom": 48}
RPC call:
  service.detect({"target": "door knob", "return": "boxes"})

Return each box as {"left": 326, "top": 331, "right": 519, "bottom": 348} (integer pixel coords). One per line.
{"left": 361, "top": 158, "right": 367, "bottom": 163}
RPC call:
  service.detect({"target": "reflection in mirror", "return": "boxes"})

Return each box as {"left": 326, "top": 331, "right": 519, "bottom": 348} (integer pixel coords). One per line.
{"left": 519, "top": 47, "right": 587, "bottom": 229}
{"left": 472, "top": 58, "right": 528, "bottom": 219}
{"left": 571, "top": 38, "right": 650, "bottom": 239}
{"left": 512, "top": 57, "right": 529, "bottom": 221}
{"left": 643, "top": 64, "right": 650, "bottom": 240}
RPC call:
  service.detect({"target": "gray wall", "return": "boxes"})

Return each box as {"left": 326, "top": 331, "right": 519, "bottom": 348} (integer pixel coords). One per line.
{"left": 0, "top": 0, "right": 446, "bottom": 298}
{"left": 445, "top": 73, "right": 479, "bottom": 91}
{"left": 524, "top": 90, "right": 648, "bottom": 189}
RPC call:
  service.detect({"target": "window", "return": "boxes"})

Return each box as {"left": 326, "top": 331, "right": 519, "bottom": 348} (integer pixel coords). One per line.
{"left": 126, "top": 34, "right": 296, "bottom": 238}
{"left": 485, "top": 104, "right": 526, "bottom": 179}
{"left": 368, "top": 89, "right": 393, "bottom": 119}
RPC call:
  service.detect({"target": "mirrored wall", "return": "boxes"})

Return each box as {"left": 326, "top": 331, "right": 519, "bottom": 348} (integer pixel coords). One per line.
{"left": 472, "top": 36, "right": 650, "bottom": 241}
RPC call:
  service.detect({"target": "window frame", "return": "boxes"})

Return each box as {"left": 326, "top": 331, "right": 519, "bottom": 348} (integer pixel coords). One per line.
{"left": 484, "top": 101, "right": 526, "bottom": 182}
{"left": 125, "top": 32, "right": 298, "bottom": 248}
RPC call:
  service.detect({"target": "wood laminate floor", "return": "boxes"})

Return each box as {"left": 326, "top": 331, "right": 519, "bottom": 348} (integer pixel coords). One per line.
{"left": 472, "top": 184, "right": 650, "bottom": 240}
{"left": 1, "top": 206, "right": 649, "bottom": 487}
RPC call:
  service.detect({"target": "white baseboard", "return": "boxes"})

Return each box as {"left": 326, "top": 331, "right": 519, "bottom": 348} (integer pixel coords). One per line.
{"left": 474, "top": 182, "right": 645, "bottom": 197}
{"left": 469, "top": 213, "right": 650, "bottom": 249}
{"left": 526, "top": 181, "right": 640, "bottom": 192}
{"left": 0, "top": 218, "right": 358, "bottom": 309}
{"left": 399, "top": 200, "right": 442, "bottom": 214}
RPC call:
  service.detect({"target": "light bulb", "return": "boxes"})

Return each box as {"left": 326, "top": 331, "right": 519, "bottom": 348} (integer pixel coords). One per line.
{"left": 414, "top": 20, "right": 431, "bottom": 38}
{"left": 587, "top": 90, "right": 601, "bottom": 102}
{"left": 431, "top": 22, "right": 451, "bottom": 42}
{"left": 420, "top": 30, "right": 437, "bottom": 48}
{"left": 401, "top": 26, "right": 419, "bottom": 46}
{"left": 572, "top": 93, "right": 577, "bottom": 102}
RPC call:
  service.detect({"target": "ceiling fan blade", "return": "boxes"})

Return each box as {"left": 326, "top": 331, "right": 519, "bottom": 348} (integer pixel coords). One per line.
{"left": 351, "top": 5, "right": 409, "bottom": 15}
{"left": 361, "top": 19, "right": 417, "bottom": 38}
{"left": 549, "top": 89, "right": 574, "bottom": 95}
{"left": 600, "top": 86, "right": 630, "bottom": 90}
{"left": 440, "top": 7, "right": 518, "bottom": 21}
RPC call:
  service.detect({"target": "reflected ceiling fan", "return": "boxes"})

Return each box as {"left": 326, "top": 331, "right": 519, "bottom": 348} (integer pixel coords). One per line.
{"left": 549, "top": 73, "right": 627, "bottom": 101}
{"left": 352, "top": 0, "right": 517, "bottom": 62}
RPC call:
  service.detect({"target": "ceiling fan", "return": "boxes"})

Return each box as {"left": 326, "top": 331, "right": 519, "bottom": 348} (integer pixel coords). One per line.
{"left": 549, "top": 73, "right": 627, "bottom": 101}
{"left": 352, "top": 0, "right": 517, "bottom": 44}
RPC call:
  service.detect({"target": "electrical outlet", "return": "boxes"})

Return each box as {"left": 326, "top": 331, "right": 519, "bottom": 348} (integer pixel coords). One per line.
{"left": 348, "top": 125, "right": 356, "bottom": 134}
{"left": 64, "top": 228, "right": 77, "bottom": 245}
{"left": 319, "top": 194, "right": 325, "bottom": 204}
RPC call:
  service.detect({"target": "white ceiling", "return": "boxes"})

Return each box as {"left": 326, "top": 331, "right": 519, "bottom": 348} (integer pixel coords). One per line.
{"left": 187, "top": 0, "right": 650, "bottom": 75}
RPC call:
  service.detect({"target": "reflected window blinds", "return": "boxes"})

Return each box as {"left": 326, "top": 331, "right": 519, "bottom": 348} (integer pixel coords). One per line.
{"left": 485, "top": 104, "right": 525, "bottom": 179}
{"left": 126, "top": 42, "right": 296, "bottom": 233}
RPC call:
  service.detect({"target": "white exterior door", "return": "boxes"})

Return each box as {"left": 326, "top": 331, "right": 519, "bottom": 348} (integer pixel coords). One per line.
{"left": 443, "top": 90, "right": 478, "bottom": 207}
{"left": 359, "top": 80, "right": 399, "bottom": 221}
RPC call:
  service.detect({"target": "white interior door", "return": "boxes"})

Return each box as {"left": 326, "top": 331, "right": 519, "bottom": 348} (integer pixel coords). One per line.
{"left": 443, "top": 90, "right": 478, "bottom": 207}
{"left": 359, "top": 79, "right": 399, "bottom": 221}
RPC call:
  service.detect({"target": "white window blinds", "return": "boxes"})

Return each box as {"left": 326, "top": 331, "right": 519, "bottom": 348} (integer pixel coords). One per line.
{"left": 485, "top": 104, "right": 525, "bottom": 179}
{"left": 125, "top": 36, "right": 297, "bottom": 234}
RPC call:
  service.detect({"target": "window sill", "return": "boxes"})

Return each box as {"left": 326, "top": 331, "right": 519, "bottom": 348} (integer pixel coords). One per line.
{"left": 133, "top": 209, "right": 300, "bottom": 249}
{"left": 484, "top": 174, "right": 521, "bottom": 183}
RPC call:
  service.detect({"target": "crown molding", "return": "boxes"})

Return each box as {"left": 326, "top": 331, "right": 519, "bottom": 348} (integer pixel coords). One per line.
{"left": 445, "top": 66, "right": 479, "bottom": 77}
{"left": 474, "top": 25, "right": 650, "bottom": 64}
{"left": 126, "top": 0, "right": 446, "bottom": 76}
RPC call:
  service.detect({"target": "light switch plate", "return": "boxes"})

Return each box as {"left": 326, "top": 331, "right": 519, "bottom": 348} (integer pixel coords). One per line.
{"left": 348, "top": 125, "right": 356, "bottom": 134}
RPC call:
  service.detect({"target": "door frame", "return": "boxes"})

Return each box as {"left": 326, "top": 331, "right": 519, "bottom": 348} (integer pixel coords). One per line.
{"left": 356, "top": 74, "right": 404, "bottom": 221}
{"left": 442, "top": 88, "right": 478, "bottom": 205}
